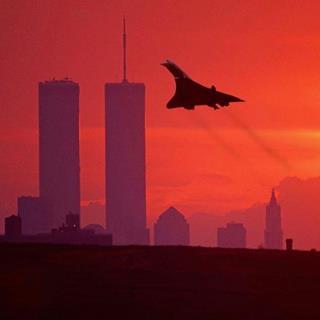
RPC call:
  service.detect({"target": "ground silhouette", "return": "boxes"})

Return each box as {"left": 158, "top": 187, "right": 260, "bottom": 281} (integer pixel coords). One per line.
{"left": 1, "top": 244, "right": 320, "bottom": 319}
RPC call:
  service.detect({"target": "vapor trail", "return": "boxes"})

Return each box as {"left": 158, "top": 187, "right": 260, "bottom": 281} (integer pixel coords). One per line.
{"left": 193, "top": 112, "right": 240, "bottom": 159}
{"left": 224, "top": 111, "right": 291, "bottom": 171}
{"left": 192, "top": 111, "right": 280, "bottom": 187}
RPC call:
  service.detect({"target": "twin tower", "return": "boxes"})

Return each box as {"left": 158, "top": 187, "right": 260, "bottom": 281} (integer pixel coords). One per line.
{"left": 38, "top": 22, "right": 149, "bottom": 245}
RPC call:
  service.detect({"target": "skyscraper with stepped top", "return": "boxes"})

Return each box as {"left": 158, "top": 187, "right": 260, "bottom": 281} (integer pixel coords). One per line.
{"left": 105, "top": 19, "right": 149, "bottom": 245}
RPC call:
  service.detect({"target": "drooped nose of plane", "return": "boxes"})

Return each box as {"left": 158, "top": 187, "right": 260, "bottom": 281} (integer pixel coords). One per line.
{"left": 161, "top": 60, "right": 170, "bottom": 66}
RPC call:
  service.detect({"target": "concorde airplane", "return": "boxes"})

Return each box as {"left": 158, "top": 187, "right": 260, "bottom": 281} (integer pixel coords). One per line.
{"left": 161, "top": 60, "right": 244, "bottom": 110}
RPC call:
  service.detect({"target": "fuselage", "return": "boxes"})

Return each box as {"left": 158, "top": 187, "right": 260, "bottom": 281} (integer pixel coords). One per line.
{"left": 168, "top": 78, "right": 243, "bottom": 109}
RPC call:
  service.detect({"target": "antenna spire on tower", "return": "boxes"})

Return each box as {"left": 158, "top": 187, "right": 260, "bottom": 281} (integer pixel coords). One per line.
{"left": 123, "top": 16, "right": 127, "bottom": 82}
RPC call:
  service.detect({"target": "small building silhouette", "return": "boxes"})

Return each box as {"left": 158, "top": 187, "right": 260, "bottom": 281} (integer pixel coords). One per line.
{"left": 286, "top": 238, "right": 293, "bottom": 251}
{"left": 57, "top": 213, "right": 82, "bottom": 233}
{"left": 154, "top": 207, "right": 190, "bottom": 245}
{"left": 1, "top": 214, "right": 112, "bottom": 246}
{"left": 66, "top": 212, "right": 80, "bottom": 230}
{"left": 217, "top": 222, "right": 246, "bottom": 248}
{"left": 5, "top": 215, "right": 22, "bottom": 240}
{"left": 17, "top": 196, "right": 52, "bottom": 234}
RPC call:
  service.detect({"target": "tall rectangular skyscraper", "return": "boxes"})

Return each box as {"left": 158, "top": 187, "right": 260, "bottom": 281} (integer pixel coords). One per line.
{"left": 105, "top": 82, "right": 149, "bottom": 245}
{"left": 105, "top": 19, "right": 149, "bottom": 245}
{"left": 39, "top": 79, "right": 80, "bottom": 230}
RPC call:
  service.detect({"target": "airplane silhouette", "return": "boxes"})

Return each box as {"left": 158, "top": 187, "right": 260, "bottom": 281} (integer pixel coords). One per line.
{"left": 161, "top": 60, "right": 244, "bottom": 110}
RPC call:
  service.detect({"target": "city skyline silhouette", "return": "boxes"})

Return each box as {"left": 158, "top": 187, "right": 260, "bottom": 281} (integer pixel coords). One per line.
{"left": 0, "top": 19, "right": 286, "bottom": 248}
{"left": 2, "top": 2, "right": 320, "bottom": 319}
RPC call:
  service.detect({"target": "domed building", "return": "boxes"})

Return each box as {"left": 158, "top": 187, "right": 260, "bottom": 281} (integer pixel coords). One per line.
{"left": 82, "top": 224, "right": 105, "bottom": 234}
{"left": 154, "top": 207, "right": 190, "bottom": 245}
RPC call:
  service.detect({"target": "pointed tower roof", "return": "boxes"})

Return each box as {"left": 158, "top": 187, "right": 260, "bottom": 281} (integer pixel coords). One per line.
{"left": 157, "top": 206, "right": 188, "bottom": 224}
{"left": 270, "top": 188, "right": 278, "bottom": 205}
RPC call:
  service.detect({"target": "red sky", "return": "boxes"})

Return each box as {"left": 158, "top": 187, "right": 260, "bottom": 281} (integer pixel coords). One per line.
{"left": 1, "top": 0, "right": 320, "bottom": 238}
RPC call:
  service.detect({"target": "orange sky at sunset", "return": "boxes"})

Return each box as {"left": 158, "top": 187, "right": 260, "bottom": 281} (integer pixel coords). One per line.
{"left": 1, "top": 0, "right": 320, "bottom": 240}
